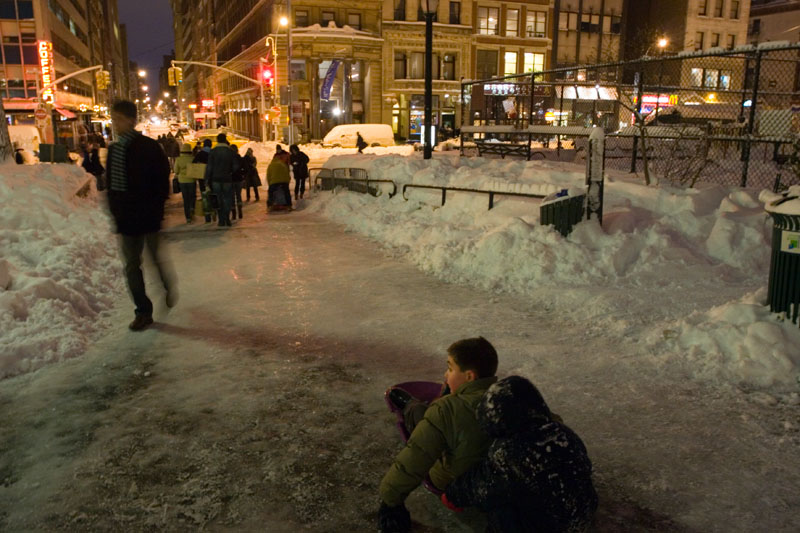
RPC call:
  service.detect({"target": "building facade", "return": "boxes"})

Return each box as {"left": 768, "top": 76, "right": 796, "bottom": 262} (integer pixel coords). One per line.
{"left": 748, "top": 0, "right": 800, "bottom": 43}
{"left": 0, "top": 0, "right": 126, "bottom": 145}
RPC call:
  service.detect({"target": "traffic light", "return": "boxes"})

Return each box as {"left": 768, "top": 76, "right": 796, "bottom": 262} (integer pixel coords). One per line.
{"left": 262, "top": 66, "right": 274, "bottom": 87}
{"left": 174, "top": 66, "right": 182, "bottom": 84}
{"left": 95, "top": 69, "right": 110, "bottom": 89}
{"left": 168, "top": 67, "right": 176, "bottom": 86}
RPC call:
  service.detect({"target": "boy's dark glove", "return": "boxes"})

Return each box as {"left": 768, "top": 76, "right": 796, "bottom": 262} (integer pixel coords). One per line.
{"left": 441, "top": 492, "right": 463, "bottom": 513}
{"left": 378, "top": 502, "right": 411, "bottom": 533}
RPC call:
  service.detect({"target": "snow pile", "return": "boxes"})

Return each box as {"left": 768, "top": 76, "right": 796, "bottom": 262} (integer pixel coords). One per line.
{"left": 0, "top": 163, "right": 121, "bottom": 379}
{"left": 656, "top": 288, "right": 800, "bottom": 388}
{"left": 310, "top": 154, "right": 798, "bottom": 390}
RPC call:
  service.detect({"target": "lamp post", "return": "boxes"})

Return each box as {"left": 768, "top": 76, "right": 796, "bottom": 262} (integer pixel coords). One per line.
{"left": 655, "top": 37, "right": 668, "bottom": 122}
{"left": 280, "top": 9, "right": 293, "bottom": 145}
{"left": 422, "top": 0, "right": 439, "bottom": 159}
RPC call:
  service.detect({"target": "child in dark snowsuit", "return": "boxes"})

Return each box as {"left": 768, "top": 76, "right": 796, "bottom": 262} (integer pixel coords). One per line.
{"left": 444, "top": 376, "right": 597, "bottom": 533}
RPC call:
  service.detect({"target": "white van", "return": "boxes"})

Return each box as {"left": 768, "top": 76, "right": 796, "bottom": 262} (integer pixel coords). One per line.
{"left": 8, "top": 125, "right": 42, "bottom": 153}
{"left": 322, "top": 124, "right": 394, "bottom": 148}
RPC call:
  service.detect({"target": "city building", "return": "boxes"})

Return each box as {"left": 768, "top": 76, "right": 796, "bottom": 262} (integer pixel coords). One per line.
{"left": 552, "top": 0, "right": 625, "bottom": 70}
{"left": 0, "top": 0, "right": 127, "bottom": 145}
{"left": 748, "top": 0, "right": 800, "bottom": 43}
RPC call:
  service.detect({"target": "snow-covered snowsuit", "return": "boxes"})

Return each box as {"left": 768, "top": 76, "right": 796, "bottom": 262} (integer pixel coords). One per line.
{"left": 445, "top": 376, "right": 597, "bottom": 533}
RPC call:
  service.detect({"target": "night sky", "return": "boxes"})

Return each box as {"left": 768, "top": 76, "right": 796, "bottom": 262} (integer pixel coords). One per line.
{"left": 118, "top": 0, "right": 175, "bottom": 93}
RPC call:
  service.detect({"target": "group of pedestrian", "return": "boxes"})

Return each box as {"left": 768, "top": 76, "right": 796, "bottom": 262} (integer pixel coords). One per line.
{"left": 264, "top": 144, "right": 309, "bottom": 211}
{"left": 158, "top": 132, "right": 181, "bottom": 170}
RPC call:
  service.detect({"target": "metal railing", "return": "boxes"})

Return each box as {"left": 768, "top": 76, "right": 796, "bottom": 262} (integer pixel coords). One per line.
{"left": 402, "top": 184, "right": 546, "bottom": 210}
{"left": 314, "top": 167, "right": 397, "bottom": 197}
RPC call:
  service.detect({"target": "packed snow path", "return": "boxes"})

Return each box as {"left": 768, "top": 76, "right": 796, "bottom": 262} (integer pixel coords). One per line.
{"left": 1, "top": 200, "right": 798, "bottom": 532}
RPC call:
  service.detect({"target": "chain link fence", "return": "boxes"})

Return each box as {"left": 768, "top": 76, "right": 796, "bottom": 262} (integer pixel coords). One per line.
{"left": 460, "top": 43, "right": 800, "bottom": 190}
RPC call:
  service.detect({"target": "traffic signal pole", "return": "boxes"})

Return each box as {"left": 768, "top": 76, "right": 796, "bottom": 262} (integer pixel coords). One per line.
{"left": 171, "top": 60, "right": 269, "bottom": 142}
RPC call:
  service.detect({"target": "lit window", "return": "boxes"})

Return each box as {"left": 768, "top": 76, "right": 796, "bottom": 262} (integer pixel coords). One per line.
{"left": 506, "top": 9, "right": 518, "bottom": 37}
{"left": 504, "top": 51, "right": 518, "bottom": 76}
{"left": 526, "top": 11, "right": 546, "bottom": 37}
{"left": 478, "top": 7, "right": 499, "bottom": 35}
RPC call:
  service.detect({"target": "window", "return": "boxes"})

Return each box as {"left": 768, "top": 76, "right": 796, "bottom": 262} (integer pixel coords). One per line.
{"left": 526, "top": 11, "right": 546, "bottom": 37}
{"left": 727, "top": 34, "right": 736, "bottom": 49}
{"left": 21, "top": 32, "right": 34, "bottom": 43}
{"left": 476, "top": 49, "right": 498, "bottom": 80}
{"left": 394, "top": 52, "right": 406, "bottom": 79}
{"left": 749, "top": 19, "right": 761, "bottom": 36}
{"left": 449, "top": 1, "right": 460, "bottom": 24}
{"left": 417, "top": 3, "right": 437, "bottom": 22}
{"left": 291, "top": 60, "right": 306, "bottom": 81}
{"left": 394, "top": 0, "right": 405, "bottom": 21}
{"left": 2, "top": 45, "right": 20, "bottom": 63}
{"left": 442, "top": 53, "right": 456, "bottom": 80}
{"left": 524, "top": 52, "right": 545, "bottom": 73}
{"left": 21, "top": 44, "right": 35, "bottom": 63}
{"left": 568, "top": 12, "right": 578, "bottom": 30}
{"left": 321, "top": 11, "right": 335, "bottom": 27}
{"left": 558, "top": 12, "right": 568, "bottom": 30}
{"left": 713, "top": 0, "right": 723, "bottom": 17}
{"left": 730, "top": 0, "right": 740, "bottom": 19}
{"left": 295, "top": 9, "right": 309, "bottom": 27}
{"left": 607, "top": 16, "right": 620, "bottom": 34}
{"left": 506, "top": 9, "right": 518, "bottom": 37}
{"left": 581, "top": 13, "right": 600, "bottom": 33}
{"left": 690, "top": 68, "right": 703, "bottom": 87}
{"left": 698, "top": 0, "right": 707, "bottom": 16}
{"left": 347, "top": 13, "right": 361, "bottom": 30}
{"left": 410, "top": 51, "right": 424, "bottom": 79}
{"left": 351, "top": 61, "right": 361, "bottom": 82}
{"left": 478, "top": 7, "right": 499, "bottom": 35}
{"left": 17, "top": 0, "right": 32, "bottom": 18}
{"left": 431, "top": 53, "right": 440, "bottom": 79}
{"left": 704, "top": 68, "right": 719, "bottom": 88}
{"left": 711, "top": 32, "right": 720, "bottom": 47}
{"left": 695, "top": 31, "right": 704, "bottom": 50}
{"left": 719, "top": 70, "right": 731, "bottom": 89}
{"left": 0, "top": 1, "right": 16, "bottom": 18}
{"left": 504, "top": 51, "right": 517, "bottom": 75}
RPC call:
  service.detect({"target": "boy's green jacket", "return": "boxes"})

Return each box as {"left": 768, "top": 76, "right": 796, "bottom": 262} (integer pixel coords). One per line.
{"left": 380, "top": 376, "right": 497, "bottom": 507}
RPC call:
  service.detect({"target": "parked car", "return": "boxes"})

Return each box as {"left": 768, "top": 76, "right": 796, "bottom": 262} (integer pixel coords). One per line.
{"left": 321, "top": 124, "right": 394, "bottom": 148}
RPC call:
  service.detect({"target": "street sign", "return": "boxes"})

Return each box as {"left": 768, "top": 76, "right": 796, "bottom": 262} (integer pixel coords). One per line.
{"left": 34, "top": 107, "right": 48, "bottom": 120}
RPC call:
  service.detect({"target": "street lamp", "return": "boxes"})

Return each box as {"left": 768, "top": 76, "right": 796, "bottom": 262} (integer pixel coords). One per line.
{"left": 142, "top": 85, "right": 148, "bottom": 92}
{"left": 422, "top": 0, "right": 439, "bottom": 159}
{"left": 657, "top": 37, "right": 669, "bottom": 51}
{"left": 279, "top": 10, "right": 293, "bottom": 144}
{"left": 138, "top": 70, "right": 146, "bottom": 77}
{"left": 164, "top": 92, "right": 170, "bottom": 98}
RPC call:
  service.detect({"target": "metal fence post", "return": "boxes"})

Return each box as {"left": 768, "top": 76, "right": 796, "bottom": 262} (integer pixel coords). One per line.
{"left": 631, "top": 70, "right": 644, "bottom": 173}
{"left": 460, "top": 78, "right": 465, "bottom": 155}
{"left": 741, "top": 50, "right": 763, "bottom": 188}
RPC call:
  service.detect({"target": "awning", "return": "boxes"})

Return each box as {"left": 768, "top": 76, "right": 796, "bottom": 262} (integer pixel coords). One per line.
{"left": 56, "top": 107, "right": 77, "bottom": 119}
{"left": 3, "top": 100, "right": 38, "bottom": 111}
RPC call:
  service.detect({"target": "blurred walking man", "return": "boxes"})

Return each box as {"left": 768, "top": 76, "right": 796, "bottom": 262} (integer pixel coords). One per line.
{"left": 107, "top": 100, "right": 177, "bottom": 331}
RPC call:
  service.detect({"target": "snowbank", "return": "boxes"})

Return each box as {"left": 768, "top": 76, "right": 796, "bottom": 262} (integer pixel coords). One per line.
{"left": 655, "top": 288, "right": 800, "bottom": 388}
{"left": 0, "top": 163, "right": 121, "bottom": 379}
{"left": 310, "top": 154, "right": 798, "bottom": 390}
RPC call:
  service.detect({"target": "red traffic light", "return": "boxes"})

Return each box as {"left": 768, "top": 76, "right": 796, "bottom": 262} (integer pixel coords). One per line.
{"left": 262, "top": 68, "right": 274, "bottom": 84}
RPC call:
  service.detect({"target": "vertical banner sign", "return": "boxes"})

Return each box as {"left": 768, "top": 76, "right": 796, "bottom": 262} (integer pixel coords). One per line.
{"left": 320, "top": 60, "right": 340, "bottom": 101}
{"left": 38, "top": 41, "right": 54, "bottom": 104}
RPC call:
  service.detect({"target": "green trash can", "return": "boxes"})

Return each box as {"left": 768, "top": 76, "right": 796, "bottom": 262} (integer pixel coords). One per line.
{"left": 540, "top": 189, "right": 586, "bottom": 237}
{"left": 764, "top": 190, "right": 800, "bottom": 326}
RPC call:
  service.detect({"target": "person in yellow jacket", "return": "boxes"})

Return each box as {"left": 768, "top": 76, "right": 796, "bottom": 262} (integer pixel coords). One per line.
{"left": 174, "top": 143, "right": 196, "bottom": 223}
{"left": 266, "top": 153, "right": 292, "bottom": 210}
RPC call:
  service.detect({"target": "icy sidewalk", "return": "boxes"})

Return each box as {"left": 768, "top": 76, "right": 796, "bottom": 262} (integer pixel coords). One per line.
{"left": 0, "top": 204, "right": 798, "bottom": 531}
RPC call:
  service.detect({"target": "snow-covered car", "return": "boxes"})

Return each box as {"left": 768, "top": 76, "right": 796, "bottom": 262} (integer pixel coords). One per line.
{"left": 321, "top": 124, "right": 394, "bottom": 148}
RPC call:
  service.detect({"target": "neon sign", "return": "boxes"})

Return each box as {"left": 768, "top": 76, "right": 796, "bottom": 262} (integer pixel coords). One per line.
{"left": 38, "top": 41, "right": 54, "bottom": 104}
{"left": 201, "top": 99, "right": 214, "bottom": 108}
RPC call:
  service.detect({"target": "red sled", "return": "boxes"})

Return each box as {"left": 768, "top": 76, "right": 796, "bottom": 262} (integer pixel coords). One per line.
{"left": 385, "top": 381, "right": 446, "bottom": 496}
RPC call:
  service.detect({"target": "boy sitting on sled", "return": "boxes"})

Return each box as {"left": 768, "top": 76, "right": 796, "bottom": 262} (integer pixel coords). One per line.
{"left": 378, "top": 337, "right": 498, "bottom": 533}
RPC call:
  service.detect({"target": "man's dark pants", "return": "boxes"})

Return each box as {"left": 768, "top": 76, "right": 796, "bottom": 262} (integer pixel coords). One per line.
{"left": 120, "top": 232, "right": 175, "bottom": 317}
{"left": 294, "top": 177, "right": 306, "bottom": 199}
{"left": 179, "top": 182, "right": 196, "bottom": 220}
{"left": 211, "top": 181, "right": 234, "bottom": 224}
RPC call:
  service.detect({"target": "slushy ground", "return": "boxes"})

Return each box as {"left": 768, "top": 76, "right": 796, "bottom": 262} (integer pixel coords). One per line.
{"left": 1, "top": 198, "right": 798, "bottom": 532}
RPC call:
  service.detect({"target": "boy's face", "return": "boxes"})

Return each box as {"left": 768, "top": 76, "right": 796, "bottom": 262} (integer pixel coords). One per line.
{"left": 444, "top": 355, "right": 475, "bottom": 393}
